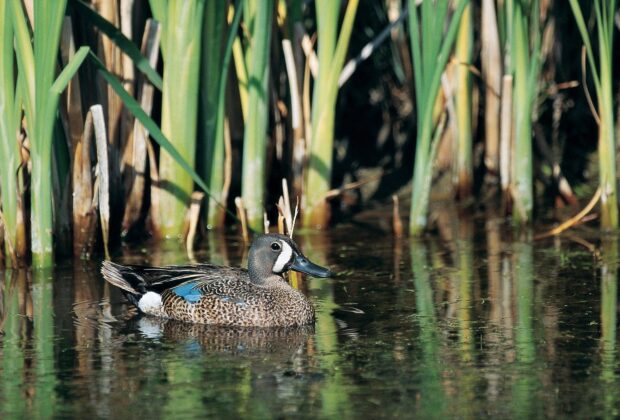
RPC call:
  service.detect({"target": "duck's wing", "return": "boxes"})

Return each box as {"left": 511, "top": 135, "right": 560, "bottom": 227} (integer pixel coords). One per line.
{"left": 109, "top": 263, "right": 248, "bottom": 294}
{"left": 167, "top": 276, "right": 254, "bottom": 307}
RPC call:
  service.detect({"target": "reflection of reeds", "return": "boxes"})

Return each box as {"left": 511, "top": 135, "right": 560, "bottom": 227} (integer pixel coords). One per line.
{"left": 32, "top": 269, "right": 57, "bottom": 417}
{"left": 599, "top": 238, "right": 617, "bottom": 374}
{"left": 410, "top": 240, "right": 446, "bottom": 417}
{"left": 600, "top": 239, "right": 618, "bottom": 415}
{"left": 0, "top": 270, "right": 28, "bottom": 417}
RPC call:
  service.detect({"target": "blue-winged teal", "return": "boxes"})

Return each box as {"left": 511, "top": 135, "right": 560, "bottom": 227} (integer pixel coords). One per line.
{"left": 101, "top": 234, "right": 333, "bottom": 327}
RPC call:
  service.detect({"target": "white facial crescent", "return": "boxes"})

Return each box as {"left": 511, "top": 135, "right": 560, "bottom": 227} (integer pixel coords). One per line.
{"left": 272, "top": 240, "right": 293, "bottom": 273}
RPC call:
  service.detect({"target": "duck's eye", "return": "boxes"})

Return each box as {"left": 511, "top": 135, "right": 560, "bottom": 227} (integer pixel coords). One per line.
{"left": 271, "top": 242, "right": 281, "bottom": 251}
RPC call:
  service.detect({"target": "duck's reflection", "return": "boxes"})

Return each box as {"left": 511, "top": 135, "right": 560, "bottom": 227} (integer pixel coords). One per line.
{"left": 132, "top": 315, "right": 315, "bottom": 355}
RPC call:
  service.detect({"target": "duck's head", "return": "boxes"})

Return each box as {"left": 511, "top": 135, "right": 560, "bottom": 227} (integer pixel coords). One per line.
{"left": 248, "top": 233, "right": 333, "bottom": 283}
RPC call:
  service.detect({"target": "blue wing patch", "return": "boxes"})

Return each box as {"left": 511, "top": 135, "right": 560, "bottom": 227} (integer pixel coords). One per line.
{"left": 172, "top": 281, "right": 202, "bottom": 304}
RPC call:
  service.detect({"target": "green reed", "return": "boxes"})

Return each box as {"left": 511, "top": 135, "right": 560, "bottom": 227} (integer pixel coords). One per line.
{"left": 240, "top": 0, "right": 274, "bottom": 232}
{"left": 0, "top": 1, "right": 23, "bottom": 264}
{"left": 202, "top": 1, "right": 242, "bottom": 229}
{"left": 302, "top": 0, "right": 359, "bottom": 228}
{"left": 510, "top": 0, "right": 540, "bottom": 224}
{"left": 11, "top": 0, "right": 88, "bottom": 267}
{"left": 149, "top": 0, "right": 206, "bottom": 238}
{"left": 569, "top": 0, "right": 618, "bottom": 230}
{"left": 201, "top": 1, "right": 227, "bottom": 229}
{"left": 408, "top": 0, "right": 468, "bottom": 235}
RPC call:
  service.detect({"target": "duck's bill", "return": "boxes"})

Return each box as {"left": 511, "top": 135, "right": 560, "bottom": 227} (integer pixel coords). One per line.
{"left": 290, "top": 255, "right": 333, "bottom": 278}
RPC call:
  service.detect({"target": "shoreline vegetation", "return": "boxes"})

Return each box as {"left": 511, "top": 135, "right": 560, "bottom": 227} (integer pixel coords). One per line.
{"left": 0, "top": 0, "right": 617, "bottom": 267}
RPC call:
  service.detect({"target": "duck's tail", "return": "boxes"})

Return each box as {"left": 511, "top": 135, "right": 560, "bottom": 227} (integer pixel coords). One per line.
{"left": 101, "top": 261, "right": 147, "bottom": 307}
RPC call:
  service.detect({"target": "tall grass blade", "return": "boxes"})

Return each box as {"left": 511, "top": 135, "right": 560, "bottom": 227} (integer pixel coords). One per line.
{"left": 302, "top": 0, "right": 360, "bottom": 228}
{"left": 408, "top": 0, "right": 468, "bottom": 235}
{"left": 510, "top": 1, "right": 540, "bottom": 223}
{"left": 241, "top": 0, "right": 274, "bottom": 231}
{"left": 71, "top": 0, "right": 163, "bottom": 90}
{"left": 12, "top": 0, "right": 88, "bottom": 266}
{"left": 149, "top": 0, "right": 206, "bottom": 238}
{"left": 0, "top": 0, "right": 23, "bottom": 264}
{"left": 203, "top": 1, "right": 243, "bottom": 229}
{"left": 569, "top": 0, "right": 618, "bottom": 229}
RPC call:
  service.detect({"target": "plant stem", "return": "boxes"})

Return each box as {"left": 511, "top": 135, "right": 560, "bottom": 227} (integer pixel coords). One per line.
{"left": 302, "top": 0, "right": 359, "bottom": 228}
{"left": 150, "top": 0, "right": 206, "bottom": 238}
{"left": 31, "top": 149, "right": 54, "bottom": 267}
{"left": 241, "top": 0, "right": 273, "bottom": 231}
{"left": 454, "top": 1, "right": 473, "bottom": 198}
{"left": 408, "top": 0, "right": 468, "bottom": 235}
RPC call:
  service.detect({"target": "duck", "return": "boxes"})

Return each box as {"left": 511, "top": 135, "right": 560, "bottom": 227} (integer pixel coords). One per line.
{"left": 101, "top": 233, "right": 333, "bottom": 327}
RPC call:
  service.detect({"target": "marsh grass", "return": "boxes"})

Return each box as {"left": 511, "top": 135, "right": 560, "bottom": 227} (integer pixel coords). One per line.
{"left": 12, "top": 0, "right": 89, "bottom": 267}
{"left": 569, "top": 0, "right": 618, "bottom": 230}
{"left": 1, "top": 0, "right": 619, "bottom": 266}
{"left": 408, "top": 0, "right": 469, "bottom": 235}
{"left": 302, "top": 0, "right": 359, "bottom": 229}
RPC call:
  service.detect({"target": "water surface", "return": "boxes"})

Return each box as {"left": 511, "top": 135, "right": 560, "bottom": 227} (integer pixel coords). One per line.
{"left": 1, "top": 221, "right": 619, "bottom": 418}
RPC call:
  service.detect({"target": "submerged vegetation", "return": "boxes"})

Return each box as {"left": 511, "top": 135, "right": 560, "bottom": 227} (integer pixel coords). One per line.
{"left": 0, "top": 0, "right": 619, "bottom": 266}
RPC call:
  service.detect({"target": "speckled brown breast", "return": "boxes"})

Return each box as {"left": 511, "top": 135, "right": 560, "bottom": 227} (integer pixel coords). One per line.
{"left": 160, "top": 278, "right": 315, "bottom": 327}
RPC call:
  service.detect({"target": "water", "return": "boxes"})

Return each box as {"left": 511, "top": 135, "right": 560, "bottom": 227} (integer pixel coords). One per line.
{"left": 1, "top": 220, "right": 619, "bottom": 418}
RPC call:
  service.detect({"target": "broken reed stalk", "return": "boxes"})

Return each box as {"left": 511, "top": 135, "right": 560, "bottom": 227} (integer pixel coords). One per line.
{"left": 235, "top": 196, "right": 250, "bottom": 243}
{"left": 72, "top": 109, "right": 97, "bottom": 257}
{"left": 282, "top": 39, "right": 305, "bottom": 200}
{"left": 392, "top": 195, "right": 404, "bottom": 238}
{"left": 263, "top": 213, "right": 270, "bottom": 234}
{"left": 186, "top": 191, "right": 205, "bottom": 260}
{"left": 60, "top": 17, "right": 91, "bottom": 257}
{"left": 499, "top": 75, "right": 513, "bottom": 203}
{"left": 92, "top": 105, "right": 111, "bottom": 259}
{"left": 277, "top": 207, "right": 286, "bottom": 235}
{"left": 122, "top": 19, "right": 161, "bottom": 236}
{"left": 281, "top": 178, "right": 294, "bottom": 235}
{"left": 481, "top": 0, "right": 502, "bottom": 177}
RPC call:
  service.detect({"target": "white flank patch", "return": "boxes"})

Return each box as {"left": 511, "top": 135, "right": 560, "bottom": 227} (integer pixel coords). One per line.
{"left": 138, "top": 291, "right": 163, "bottom": 315}
{"left": 273, "top": 241, "right": 293, "bottom": 273}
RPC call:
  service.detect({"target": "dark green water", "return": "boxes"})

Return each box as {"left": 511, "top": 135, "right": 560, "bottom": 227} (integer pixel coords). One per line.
{"left": 1, "top": 221, "right": 619, "bottom": 418}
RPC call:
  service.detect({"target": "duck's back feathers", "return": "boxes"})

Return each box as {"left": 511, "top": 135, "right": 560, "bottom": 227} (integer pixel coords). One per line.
{"left": 102, "top": 261, "right": 248, "bottom": 294}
